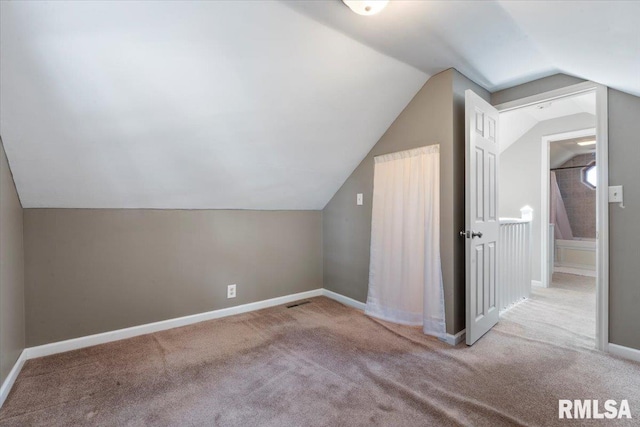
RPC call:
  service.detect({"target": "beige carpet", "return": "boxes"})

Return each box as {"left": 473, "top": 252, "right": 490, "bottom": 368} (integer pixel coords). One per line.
{"left": 1, "top": 273, "right": 638, "bottom": 426}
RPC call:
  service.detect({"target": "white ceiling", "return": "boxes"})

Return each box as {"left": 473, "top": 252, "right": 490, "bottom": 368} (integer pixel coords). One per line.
{"left": 550, "top": 137, "right": 596, "bottom": 170}
{"left": 0, "top": 1, "right": 427, "bottom": 209}
{"left": 499, "top": 90, "right": 596, "bottom": 168}
{"left": 1, "top": 1, "right": 638, "bottom": 209}
{"left": 499, "top": 92, "right": 596, "bottom": 154}
{"left": 498, "top": 1, "right": 640, "bottom": 97}
{"left": 284, "top": 0, "right": 640, "bottom": 95}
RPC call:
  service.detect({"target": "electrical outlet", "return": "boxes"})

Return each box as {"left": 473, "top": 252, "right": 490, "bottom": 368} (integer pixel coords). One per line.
{"left": 357, "top": 193, "right": 363, "bottom": 206}
{"left": 227, "top": 284, "right": 236, "bottom": 299}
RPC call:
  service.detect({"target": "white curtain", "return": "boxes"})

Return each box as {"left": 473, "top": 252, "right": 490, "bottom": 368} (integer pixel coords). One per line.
{"left": 550, "top": 171, "right": 574, "bottom": 240}
{"left": 365, "top": 145, "right": 446, "bottom": 338}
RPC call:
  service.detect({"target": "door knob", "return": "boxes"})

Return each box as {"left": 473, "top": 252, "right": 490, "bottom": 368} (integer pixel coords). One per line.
{"left": 460, "top": 230, "right": 483, "bottom": 239}
{"left": 460, "top": 230, "right": 483, "bottom": 238}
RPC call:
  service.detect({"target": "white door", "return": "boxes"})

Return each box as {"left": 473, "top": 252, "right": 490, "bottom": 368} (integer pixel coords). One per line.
{"left": 465, "top": 90, "right": 500, "bottom": 345}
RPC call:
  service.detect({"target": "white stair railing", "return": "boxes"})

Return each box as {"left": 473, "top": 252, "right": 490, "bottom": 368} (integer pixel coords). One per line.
{"left": 498, "top": 207, "right": 532, "bottom": 311}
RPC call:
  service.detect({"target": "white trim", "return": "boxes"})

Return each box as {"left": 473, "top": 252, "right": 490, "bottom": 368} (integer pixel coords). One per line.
{"left": 495, "top": 82, "right": 597, "bottom": 113}
{"left": 441, "top": 329, "right": 466, "bottom": 346}
{"left": 496, "top": 81, "right": 609, "bottom": 352}
{"left": 608, "top": 344, "right": 640, "bottom": 364}
{"left": 0, "top": 350, "right": 27, "bottom": 408}
{"left": 541, "top": 127, "right": 596, "bottom": 289}
{"left": 2, "top": 285, "right": 628, "bottom": 413}
{"left": 322, "top": 289, "right": 465, "bottom": 346}
{"left": 531, "top": 280, "right": 543, "bottom": 287}
{"left": 26, "top": 289, "right": 323, "bottom": 359}
{"left": 499, "top": 217, "right": 531, "bottom": 224}
{"left": 322, "top": 289, "right": 366, "bottom": 311}
{"left": 2, "top": 289, "right": 328, "bottom": 409}
{"left": 553, "top": 266, "right": 597, "bottom": 277}
{"left": 595, "top": 84, "right": 609, "bottom": 352}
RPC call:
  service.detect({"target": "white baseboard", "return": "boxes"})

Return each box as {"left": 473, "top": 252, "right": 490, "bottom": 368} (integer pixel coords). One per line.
{"left": 1, "top": 289, "right": 326, "bottom": 409}
{"left": 531, "top": 280, "right": 543, "bottom": 288}
{"left": 0, "top": 350, "right": 27, "bottom": 408}
{"left": 608, "top": 343, "right": 640, "bottom": 364}
{"left": 0, "top": 288, "right": 467, "bottom": 409}
{"left": 553, "top": 266, "right": 597, "bottom": 277}
{"left": 4, "top": 289, "right": 636, "bottom": 414}
{"left": 322, "top": 289, "right": 366, "bottom": 311}
{"left": 26, "top": 289, "right": 323, "bottom": 359}
{"left": 441, "top": 329, "right": 466, "bottom": 346}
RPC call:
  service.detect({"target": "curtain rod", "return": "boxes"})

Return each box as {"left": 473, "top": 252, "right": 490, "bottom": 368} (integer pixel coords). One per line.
{"left": 551, "top": 164, "right": 595, "bottom": 171}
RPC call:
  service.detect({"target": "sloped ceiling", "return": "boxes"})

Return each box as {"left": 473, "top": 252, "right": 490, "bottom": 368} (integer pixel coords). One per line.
{"left": 499, "top": 91, "right": 596, "bottom": 168}
{"left": 550, "top": 136, "right": 596, "bottom": 170}
{"left": 0, "top": 1, "right": 427, "bottom": 209}
{"left": 1, "top": 1, "right": 638, "bottom": 209}
{"left": 500, "top": 92, "right": 596, "bottom": 154}
{"left": 287, "top": 0, "right": 640, "bottom": 95}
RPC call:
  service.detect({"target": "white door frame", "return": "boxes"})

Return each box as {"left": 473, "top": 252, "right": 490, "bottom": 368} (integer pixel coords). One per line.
{"left": 495, "top": 81, "right": 609, "bottom": 352}
{"left": 541, "top": 127, "right": 596, "bottom": 288}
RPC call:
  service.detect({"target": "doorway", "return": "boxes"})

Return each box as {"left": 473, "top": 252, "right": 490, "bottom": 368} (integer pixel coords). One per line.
{"left": 544, "top": 128, "right": 597, "bottom": 281}
{"left": 495, "top": 83, "right": 608, "bottom": 351}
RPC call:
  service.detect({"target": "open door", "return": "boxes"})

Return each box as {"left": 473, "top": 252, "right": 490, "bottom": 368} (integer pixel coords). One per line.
{"left": 464, "top": 90, "right": 500, "bottom": 345}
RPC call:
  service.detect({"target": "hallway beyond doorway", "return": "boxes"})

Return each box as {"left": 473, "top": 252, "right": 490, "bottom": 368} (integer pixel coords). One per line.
{"left": 503, "top": 272, "right": 595, "bottom": 349}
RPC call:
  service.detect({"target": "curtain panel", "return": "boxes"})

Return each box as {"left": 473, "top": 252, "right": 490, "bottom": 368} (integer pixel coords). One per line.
{"left": 365, "top": 145, "right": 445, "bottom": 338}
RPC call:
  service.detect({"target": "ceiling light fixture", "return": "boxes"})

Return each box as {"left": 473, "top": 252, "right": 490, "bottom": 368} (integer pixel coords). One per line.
{"left": 577, "top": 140, "right": 596, "bottom": 146}
{"left": 343, "top": 0, "right": 389, "bottom": 16}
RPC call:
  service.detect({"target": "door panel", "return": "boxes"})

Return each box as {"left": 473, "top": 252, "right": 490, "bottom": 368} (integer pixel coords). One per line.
{"left": 475, "top": 245, "right": 484, "bottom": 318}
{"left": 465, "top": 90, "right": 500, "bottom": 345}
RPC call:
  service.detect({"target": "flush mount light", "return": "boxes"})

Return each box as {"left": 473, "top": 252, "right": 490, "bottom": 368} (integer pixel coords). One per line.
{"left": 577, "top": 140, "right": 596, "bottom": 146}
{"left": 343, "top": 0, "right": 389, "bottom": 16}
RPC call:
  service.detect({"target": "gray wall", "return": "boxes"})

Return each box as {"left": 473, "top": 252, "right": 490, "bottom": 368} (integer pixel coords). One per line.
{"left": 491, "top": 74, "right": 586, "bottom": 105}
{"left": 493, "top": 78, "right": 640, "bottom": 351}
{"left": 0, "top": 140, "right": 25, "bottom": 383}
{"left": 24, "top": 209, "right": 322, "bottom": 346}
{"left": 608, "top": 89, "right": 640, "bottom": 350}
{"left": 499, "top": 113, "right": 596, "bottom": 282}
{"left": 322, "top": 69, "right": 489, "bottom": 335}
{"left": 16, "top": 71, "right": 640, "bottom": 352}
